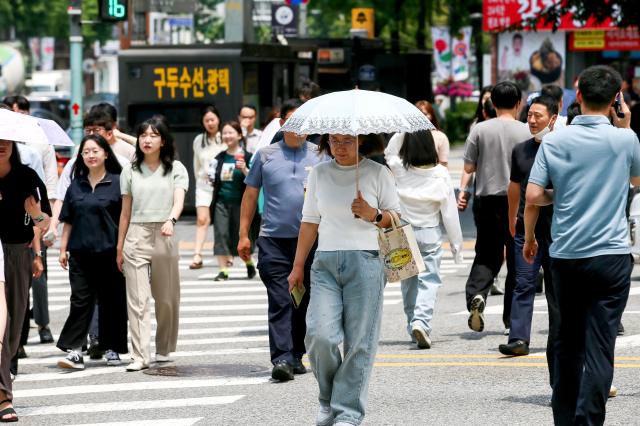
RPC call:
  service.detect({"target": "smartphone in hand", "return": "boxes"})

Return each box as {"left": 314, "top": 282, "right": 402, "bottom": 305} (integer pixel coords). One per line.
{"left": 614, "top": 94, "right": 625, "bottom": 119}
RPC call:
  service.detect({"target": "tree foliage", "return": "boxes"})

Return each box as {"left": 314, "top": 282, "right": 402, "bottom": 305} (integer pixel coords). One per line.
{"left": 0, "top": 0, "right": 117, "bottom": 47}
{"left": 306, "top": 0, "right": 482, "bottom": 51}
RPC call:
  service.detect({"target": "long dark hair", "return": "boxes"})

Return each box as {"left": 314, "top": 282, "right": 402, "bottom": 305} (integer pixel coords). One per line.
{"left": 399, "top": 131, "right": 439, "bottom": 169}
{"left": 7, "top": 141, "right": 21, "bottom": 168}
{"left": 72, "top": 134, "right": 122, "bottom": 179}
{"left": 221, "top": 120, "right": 246, "bottom": 150}
{"left": 201, "top": 106, "right": 221, "bottom": 148}
{"left": 134, "top": 116, "right": 175, "bottom": 176}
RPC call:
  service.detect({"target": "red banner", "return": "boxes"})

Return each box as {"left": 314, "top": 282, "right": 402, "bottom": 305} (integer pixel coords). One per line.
{"left": 570, "top": 28, "right": 640, "bottom": 51}
{"left": 483, "top": 0, "right": 615, "bottom": 32}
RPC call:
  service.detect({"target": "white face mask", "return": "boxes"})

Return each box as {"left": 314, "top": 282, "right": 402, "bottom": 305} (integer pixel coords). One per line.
{"left": 533, "top": 124, "right": 552, "bottom": 140}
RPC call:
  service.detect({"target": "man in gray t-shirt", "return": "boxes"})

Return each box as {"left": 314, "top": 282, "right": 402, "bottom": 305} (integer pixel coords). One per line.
{"left": 459, "top": 81, "right": 531, "bottom": 334}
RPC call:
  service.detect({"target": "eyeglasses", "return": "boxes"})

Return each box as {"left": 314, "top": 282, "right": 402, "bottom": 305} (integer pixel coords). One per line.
{"left": 84, "top": 126, "right": 105, "bottom": 135}
{"left": 328, "top": 137, "right": 357, "bottom": 148}
{"left": 81, "top": 149, "right": 103, "bottom": 157}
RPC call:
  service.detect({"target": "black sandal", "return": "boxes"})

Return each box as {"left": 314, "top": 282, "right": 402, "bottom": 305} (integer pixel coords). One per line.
{"left": 0, "top": 400, "right": 18, "bottom": 422}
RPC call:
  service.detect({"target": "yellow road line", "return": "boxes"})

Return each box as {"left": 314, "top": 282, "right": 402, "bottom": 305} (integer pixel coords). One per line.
{"left": 371, "top": 361, "right": 640, "bottom": 368}
{"left": 373, "top": 361, "right": 548, "bottom": 367}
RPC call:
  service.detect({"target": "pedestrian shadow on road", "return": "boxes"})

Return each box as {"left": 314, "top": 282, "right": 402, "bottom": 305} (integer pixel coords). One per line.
{"left": 501, "top": 395, "right": 552, "bottom": 407}
{"left": 450, "top": 331, "right": 506, "bottom": 340}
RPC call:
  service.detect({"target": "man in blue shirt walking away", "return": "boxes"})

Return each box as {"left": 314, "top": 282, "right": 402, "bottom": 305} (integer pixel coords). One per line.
{"left": 238, "top": 129, "right": 324, "bottom": 381}
{"left": 526, "top": 65, "right": 640, "bottom": 425}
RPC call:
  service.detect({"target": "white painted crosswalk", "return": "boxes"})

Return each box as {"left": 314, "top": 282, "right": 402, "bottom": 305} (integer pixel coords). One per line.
{"left": 14, "top": 248, "right": 473, "bottom": 424}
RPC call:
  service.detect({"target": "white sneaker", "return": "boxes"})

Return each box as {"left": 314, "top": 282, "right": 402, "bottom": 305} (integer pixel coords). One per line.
{"left": 316, "top": 402, "right": 333, "bottom": 426}
{"left": 126, "top": 361, "right": 149, "bottom": 371}
{"left": 411, "top": 325, "right": 432, "bottom": 349}
{"left": 155, "top": 353, "right": 173, "bottom": 363}
{"left": 503, "top": 328, "right": 510, "bottom": 336}
{"left": 468, "top": 295, "right": 485, "bottom": 332}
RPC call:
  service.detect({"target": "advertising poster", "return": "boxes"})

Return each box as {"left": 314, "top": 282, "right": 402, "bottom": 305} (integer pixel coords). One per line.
{"left": 451, "top": 27, "right": 472, "bottom": 81}
{"left": 498, "top": 31, "right": 565, "bottom": 91}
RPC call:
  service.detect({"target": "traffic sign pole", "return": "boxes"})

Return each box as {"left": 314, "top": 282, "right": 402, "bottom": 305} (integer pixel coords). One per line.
{"left": 69, "top": 0, "right": 83, "bottom": 145}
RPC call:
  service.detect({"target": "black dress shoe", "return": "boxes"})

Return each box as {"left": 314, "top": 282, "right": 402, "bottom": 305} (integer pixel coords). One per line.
{"left": 271, "top": 360, "right": 294, "bottom": 381}
{"left": 498, "top": 340, "right": 529, "bottom": 356}
{"left": 39, "top": 327, "right": 54, "bottom": 344}
{"left": 292, "top": 358, "right": 307, "bottom": 375}
{"left": 618, "top": 322, "right": 625, "bottom": 336}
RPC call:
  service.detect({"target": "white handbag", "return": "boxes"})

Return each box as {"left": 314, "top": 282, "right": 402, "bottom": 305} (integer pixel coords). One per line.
{"left": 377, "top": 211, "right": 426, "bottom": 282}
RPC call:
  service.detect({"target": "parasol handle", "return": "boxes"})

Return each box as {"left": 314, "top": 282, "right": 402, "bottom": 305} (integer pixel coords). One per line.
{"left": 354, "top": 134, "right": 360, "bottom": 219}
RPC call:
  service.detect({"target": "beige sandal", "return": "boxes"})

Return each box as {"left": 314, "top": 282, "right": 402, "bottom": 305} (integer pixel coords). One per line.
{"left": 189, "top": 253, "right": 203, "bottom": 269}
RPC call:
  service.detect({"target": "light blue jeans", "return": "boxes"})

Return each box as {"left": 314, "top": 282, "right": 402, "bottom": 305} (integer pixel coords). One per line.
{"left": 305, "top": 250, "right": 385, "bottom": 426}
{"left": 400, "top": 226, "right": 443, "bottom": 337}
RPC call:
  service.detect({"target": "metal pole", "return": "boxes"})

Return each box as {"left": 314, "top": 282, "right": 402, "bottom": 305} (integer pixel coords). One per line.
{"left": 299, "top": 3, "right": 307, "bottom": 36}
{"left": 69, "top": 1, "right": 83, "bottom": 145}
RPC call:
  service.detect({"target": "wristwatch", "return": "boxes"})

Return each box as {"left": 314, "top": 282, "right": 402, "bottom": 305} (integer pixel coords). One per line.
{"left": 167, "top": 217, "right": 177, "bottom": 225}
{"left": 34, "top": 251, "right": 44, "bottom": 257}
{"left": 372, "top": 209, "right": 383, "bottom": 224}
{"left": 33, "top": 214, "right": 45, "bottom": 223}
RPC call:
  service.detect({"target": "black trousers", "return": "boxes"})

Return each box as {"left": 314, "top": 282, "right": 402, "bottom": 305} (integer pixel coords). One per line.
{"left": 550, "top": 254, "right": 632, "bottom": 426}
{"left": 257, "top": 236, "right": 315, "bottom": 364}
{"left": 56, "top": 250, "right": 128, "bottom": 354}
{"left": 465, "top": 195, "right": 516, "bottom": 327}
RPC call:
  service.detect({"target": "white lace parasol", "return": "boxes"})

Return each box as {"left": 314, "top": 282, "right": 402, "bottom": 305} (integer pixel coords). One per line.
{"left": 280, "top": 89, "right": 435, "bottom": 135}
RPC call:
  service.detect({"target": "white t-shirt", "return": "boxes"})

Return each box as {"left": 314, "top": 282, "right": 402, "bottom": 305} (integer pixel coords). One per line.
{"left": 302, "top": 158, "right": 401, "bottom": 251}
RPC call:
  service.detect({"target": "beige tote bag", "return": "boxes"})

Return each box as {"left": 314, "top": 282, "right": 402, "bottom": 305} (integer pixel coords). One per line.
{"left": 377, "top": 211, "right": 426, "bottom": 282}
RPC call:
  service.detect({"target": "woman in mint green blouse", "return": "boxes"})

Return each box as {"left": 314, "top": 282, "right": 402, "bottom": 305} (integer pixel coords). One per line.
{"left": 117, "top": 116, "right": 189, "bottom": 371}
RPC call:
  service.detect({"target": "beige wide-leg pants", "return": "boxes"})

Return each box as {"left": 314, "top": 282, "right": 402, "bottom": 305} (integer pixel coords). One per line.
{"left": 123, "top": 223, "right": 180, "bottom": 365}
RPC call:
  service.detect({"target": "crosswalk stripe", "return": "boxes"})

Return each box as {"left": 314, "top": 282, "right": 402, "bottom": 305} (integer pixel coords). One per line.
{"left": 68, "top": 418, "right": 204, "bottom": 426}
{"left": 45, "top": 289, "right": 404, "bottom": 302}
{"left": 15, "top": 377, "right": 270, "bottom": 398}
{"left": 17, "top": 347, "right": 270, "bottom": 370}
{"left": 20, "top": 335, "right": 271, "bottom": 355}
{"left": 27, "top": 325, "right": 270, "bottom": 344}
{"left": 20, "top": 396, "right": 245, "bottom": 417}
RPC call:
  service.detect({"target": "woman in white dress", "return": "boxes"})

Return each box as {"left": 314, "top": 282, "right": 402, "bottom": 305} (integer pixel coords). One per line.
{"left": 190, "top": 106, "right": 226, "bottom": 269}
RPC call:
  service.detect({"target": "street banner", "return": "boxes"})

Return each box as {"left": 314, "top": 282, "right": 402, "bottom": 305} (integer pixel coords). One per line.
{"left": 483, "top": 0, "right": 615, "bottom": 32}
{"left": 451, "top": 27, "right": 472, "bottom": 81}
{"left": 498, "top": 31, "right": 565, "bottom": 92}
{"left": 570, "top": 28, "right": 640, "bottom": 51}
{"left": 40, "top": 38, "right": 55, "bottom": 71}
{"left": 431, "top": 27, "right": 451, "bottom": 81}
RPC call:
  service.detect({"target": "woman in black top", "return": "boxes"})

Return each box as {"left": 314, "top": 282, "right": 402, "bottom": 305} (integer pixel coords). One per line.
{"left": 56, "top": 134, "right": 128, "bottom": 370}
{"left": 0, "top": 138, "right": 51, "bottom": 422}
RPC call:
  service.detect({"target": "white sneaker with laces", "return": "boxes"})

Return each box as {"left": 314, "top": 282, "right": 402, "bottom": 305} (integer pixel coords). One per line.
{"left": 57, "top": 350, "right": 85, "bottom": 370}
{"left": 316, "top": 402, "right": 333, "bottom": 426}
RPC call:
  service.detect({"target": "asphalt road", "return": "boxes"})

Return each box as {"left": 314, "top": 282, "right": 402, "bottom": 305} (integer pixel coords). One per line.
{"left": 12, "top": 148, "right": 640, "bottom": 425}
